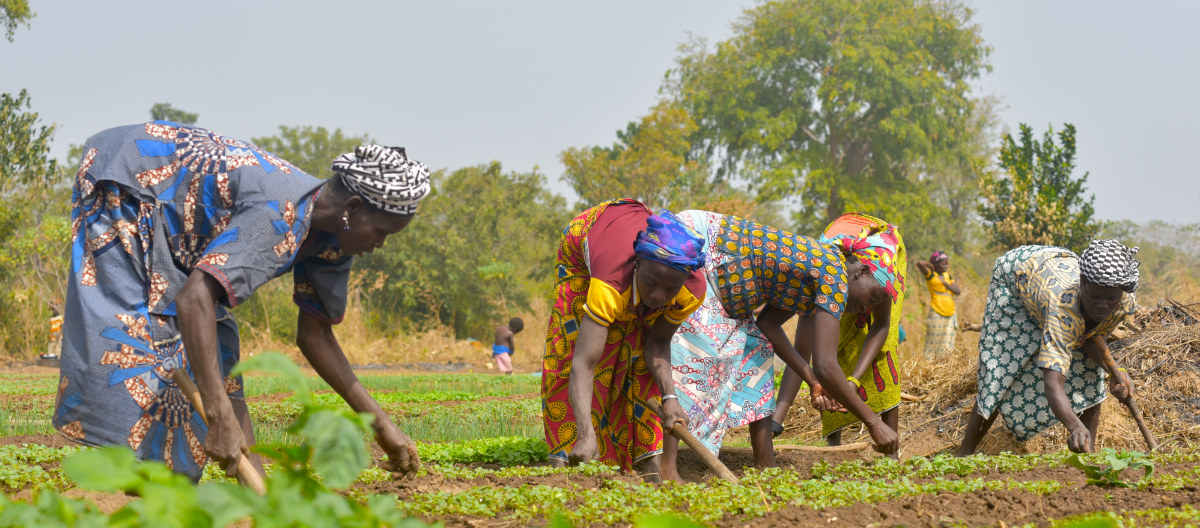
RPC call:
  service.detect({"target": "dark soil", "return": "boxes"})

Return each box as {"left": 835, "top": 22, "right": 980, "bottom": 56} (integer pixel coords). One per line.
{"left": 5, "top": 433, "right": 1199, "bottom": 526}
{"left": 0, "top": 433, "right": 80, "bottom": 449}
{"left": 720, "top": 486, "right": 1200, "bottom": 527}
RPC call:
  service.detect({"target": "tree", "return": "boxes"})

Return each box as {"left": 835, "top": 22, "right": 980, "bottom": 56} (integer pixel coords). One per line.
{"left": 979, "top": 123, "right": 1101, "bottom": 253}
{"left": 149, "top": 103, "right": 198, "bottom": 125}
{"left": 0, "top": 89, "right": 58, "bottom": 194}
{"left": 560, "top": 102, "right": 764, "bottom": 219}
{"left": 905, "top": 96, "right": 1000, "bottom": 258}
{"left": 356, "top": 162, "right": 571, "bottom": 338}
{"left": 1, "top": 0, "right": 33, "bottom": 42}
{"left": 251, "top": 125, "right": 373, "bottom": 180}
{"left": 668, "top": 0, "right": 992, "bottom": 232}
{"left": 0, "top": 88, "right": 69, "bottom": 357}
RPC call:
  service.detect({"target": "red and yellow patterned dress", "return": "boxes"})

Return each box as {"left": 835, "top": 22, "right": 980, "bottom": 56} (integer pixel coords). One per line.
{"left": 541, "top": 199, "right": 705, "bottom": 469}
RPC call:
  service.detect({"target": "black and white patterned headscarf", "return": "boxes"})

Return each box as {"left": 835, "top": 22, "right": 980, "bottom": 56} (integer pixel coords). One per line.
{"left": 1079, "top": 239, "right": 1140, "bottom": 293}
{"left": 331, "top": 145, "right": 431, "bottom": 216}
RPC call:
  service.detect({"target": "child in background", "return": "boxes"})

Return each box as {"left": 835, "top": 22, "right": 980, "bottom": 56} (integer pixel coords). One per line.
{"left": 492, "top": 317, "right": 524, "bottom": 374}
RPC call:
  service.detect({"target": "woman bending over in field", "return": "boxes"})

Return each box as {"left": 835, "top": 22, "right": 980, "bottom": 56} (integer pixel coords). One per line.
{"left": 658, "top": 211, "right": 903, "bottom": 481}
{"left": 541, "top": 200, "right": 707, "bottom": 482}
{"left": 956, "top": 240, "right": 1138, "bottom": 455}
{"left": 53, "top": 123, "right": 429, "bottom": 481}
{"left": 770, "top": 213, "right": 907, "bottom": 455}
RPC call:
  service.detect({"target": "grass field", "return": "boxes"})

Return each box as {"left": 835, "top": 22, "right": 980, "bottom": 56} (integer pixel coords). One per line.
{"left": 1, "top": 365, "right": 1199, "bottom": 527}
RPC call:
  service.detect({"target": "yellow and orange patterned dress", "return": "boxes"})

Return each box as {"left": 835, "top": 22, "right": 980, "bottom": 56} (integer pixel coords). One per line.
{"left": 541, "top": 199, "right": 705, "bottom": 469}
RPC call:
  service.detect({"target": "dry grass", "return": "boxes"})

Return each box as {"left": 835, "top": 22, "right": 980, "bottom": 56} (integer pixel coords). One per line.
{"left": 239, "top": 281, "right": 550, "bottom": 374}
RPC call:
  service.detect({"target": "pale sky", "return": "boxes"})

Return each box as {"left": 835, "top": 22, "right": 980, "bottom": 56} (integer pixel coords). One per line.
{"left": 2, "top": 1, "right": 1197, "bottom": 224}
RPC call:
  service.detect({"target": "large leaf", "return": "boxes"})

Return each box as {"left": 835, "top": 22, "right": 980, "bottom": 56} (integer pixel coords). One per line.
{"left": 132, "top": 480, "right": 210, "bottom": 528}
{"left": 232, "top": 352, "right": 313, "bottom": 405}
{"left": 61, "top": 446, "right": 141, "bottom": 492}
{"left": 300, "top": 409, "right": 372, "bottom": 488}
{"left": 196, "top": 482, "right": 261, "bottom": 527}
{"left": 635, "top": 514, "right": 707, "bottom": 528}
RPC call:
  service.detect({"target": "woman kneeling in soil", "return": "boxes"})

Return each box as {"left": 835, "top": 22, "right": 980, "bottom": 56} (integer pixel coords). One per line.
{"left": 541, "top": 200, "right": 706, "bottom": 481}
{"left": 956, "top": 240, "right": 1139, "bottom": 456}
{"left": 658, "top": 211, "right": 903, "bottom": 481}
{"left": 53, "top": 123, "right": 428, "bottom": 481}
{"left": 770, "top": 213, "right": 908, "bottom": 455}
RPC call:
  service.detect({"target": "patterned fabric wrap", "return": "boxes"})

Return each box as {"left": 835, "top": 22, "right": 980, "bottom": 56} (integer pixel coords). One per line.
{"left": 668, "top": 211, "right": 776, "bottom": 454}
{"left": 975, "top": 245, "right": 1134, "bottom": 441}
{"left": 1079, "top": 239, "right": 1140, "bottom": 293}
{"left": 818, "top": 213, "right": 906, "bottom": 437}
{"left": 930, "top": 251, "right": 949, "bottom": 263}
{"left": 820, "top": 221, "right": 904, "bottom": 301}
{"left": 53, "top": 123, "right": 348, "bottom": 480}
{"left": 710, "top": 215, "right": 849, "bottom": 320}
{"left": 542, "top": 199, "right": 668, "bottom": 470}
{"left": 331, "top": 145, "right": 431, "bottom": 216}
{"left": 632, "top": 210, "right": 707, "bottom": 273}
{"left": 923, "top": 311, "right": 957, "bottom": 359}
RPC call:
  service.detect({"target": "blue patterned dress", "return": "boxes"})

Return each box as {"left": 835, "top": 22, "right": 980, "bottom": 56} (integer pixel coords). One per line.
{"left": 976, "top": 245, "right": 1135, "bottom": 441}
{"left": 53, "top": 122, "right": 351, "bottom": 479}
{"left": 670, "top": 211, "right": 848, "bottom": 454}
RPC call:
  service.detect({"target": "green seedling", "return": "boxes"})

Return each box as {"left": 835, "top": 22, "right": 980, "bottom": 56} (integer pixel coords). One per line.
{"left": 0, "top": 353, "right": 439, "bottom": 527}
{"left": 1066, "top": 448, "right": 1155, "bottom": 488}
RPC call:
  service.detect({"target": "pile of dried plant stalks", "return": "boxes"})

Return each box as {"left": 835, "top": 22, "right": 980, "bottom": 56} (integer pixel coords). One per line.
{"left": 773, "top": 298, "right": 1200, "bottom": 456}
{"left": 1105, "top": 299, "right": 1200, "bottom": 449}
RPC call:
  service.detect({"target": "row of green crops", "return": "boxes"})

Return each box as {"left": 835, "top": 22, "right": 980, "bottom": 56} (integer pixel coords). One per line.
{"left": 0, "top": 371, "right": 541, "bottom": 441}
{"left": 0, "top": 371, "right": 539, "bottom": 399}
{"left": 248, "top": 396, "right": 542, "bottom": 445}
{"left": 241, "top": 371, "right": 538, "bottom": 398}
{"left": 2, "top": 439, "right": 1200, "bottom": 526}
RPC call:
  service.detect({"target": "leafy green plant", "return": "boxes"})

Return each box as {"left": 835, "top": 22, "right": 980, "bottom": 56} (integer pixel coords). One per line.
{"left": 418, "top": 436, "right": 548, "bottom": 466}
{"left": 1066, "top": 449, "right": 1155, "bottom": 488}
{"left": 0, "top": 353, "right": 438, "bottom": 527}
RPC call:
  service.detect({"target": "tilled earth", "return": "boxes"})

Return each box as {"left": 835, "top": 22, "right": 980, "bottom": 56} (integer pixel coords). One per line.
{"left": 4, "top": 434, "right": 1199, "bottom": 527}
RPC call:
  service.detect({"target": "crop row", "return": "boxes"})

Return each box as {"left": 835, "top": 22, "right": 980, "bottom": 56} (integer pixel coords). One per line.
{"left": 0, "top": 372, "right": 539, "bottom": 399}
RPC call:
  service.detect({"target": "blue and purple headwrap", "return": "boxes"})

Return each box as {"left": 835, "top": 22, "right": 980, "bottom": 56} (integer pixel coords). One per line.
{"left": 633, "top": 210, "right": 706, "bottom": 273}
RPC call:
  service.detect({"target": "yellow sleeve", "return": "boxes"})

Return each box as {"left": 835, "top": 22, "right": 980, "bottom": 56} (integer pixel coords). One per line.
{"left": 1034, "top": 301, "right": 1079, "bottom": 375}
{"left": 582, "top": 278, "right": 625, "bottom": 326}
{"left": 662, "top": 286, "right": 704, "bottom": 325}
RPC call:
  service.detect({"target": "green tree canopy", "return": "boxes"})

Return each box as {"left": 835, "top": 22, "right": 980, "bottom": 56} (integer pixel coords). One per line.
{"left": 668, "top": 0, "right": 992, "bottom": 232}
{"left": 149, "top": 103, "right": 198, "bottom": 125}
{"left": 357, "top": 162, "right": 570, "bottom": 337}
{"left": 251, "top": 125, "right": 373, "bottom": 180}
{"left": 1, "top": 0, "right": 33, "bottom": 42}
{"left": 560, "top": 102, "right": 763, "bottom": 219}
{"left": 0, "top": 89, "right": 58, "bottom": 195}
{"left": 979, "top": 123, "right": 1100, "bottom": 253}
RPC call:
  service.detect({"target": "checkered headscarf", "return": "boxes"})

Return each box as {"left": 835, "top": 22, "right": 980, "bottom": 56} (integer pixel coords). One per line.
{"left": 1079, "top": 239, "right": 1140, "bottom": 293}
{"left": 331, "top": 145, "right": 431, "bottom": 216}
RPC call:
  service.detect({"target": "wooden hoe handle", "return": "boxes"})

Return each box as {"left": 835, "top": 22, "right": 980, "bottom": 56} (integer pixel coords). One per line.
{"left": 170, "top": 369, "right": 267, "bottom": 494}
{"left": 645, "top": 398, "right": 739, "bottom": 484}
{"left": 1119, "top": 394, "right": 1159, "bottom": 452}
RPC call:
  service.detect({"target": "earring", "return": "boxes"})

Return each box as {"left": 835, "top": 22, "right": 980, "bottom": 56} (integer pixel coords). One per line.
{"left": 342, "top": 211, "right": 351, "bottom": 231}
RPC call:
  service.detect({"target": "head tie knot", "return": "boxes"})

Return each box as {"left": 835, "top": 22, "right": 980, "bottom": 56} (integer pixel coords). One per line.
{"left": 1079, "top": 239, "right": 1140, "bottom": 293}
{"left": 331, "top": 145, "right": 431, "bottom": 216}
{"left": 820, "top": 222, "right": 904, "bottom": 301}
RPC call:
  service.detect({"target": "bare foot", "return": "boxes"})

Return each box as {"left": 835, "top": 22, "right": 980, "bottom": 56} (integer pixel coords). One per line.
{"left": 635, "top": 456, "right": 663, "bottom": 484}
